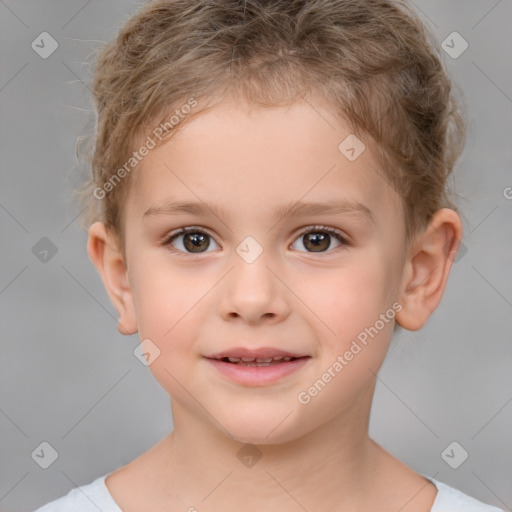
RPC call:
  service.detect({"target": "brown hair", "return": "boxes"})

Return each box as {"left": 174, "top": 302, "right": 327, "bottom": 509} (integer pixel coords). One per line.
{"left": 74, "top": 0, "right": 468, "bottom": 261}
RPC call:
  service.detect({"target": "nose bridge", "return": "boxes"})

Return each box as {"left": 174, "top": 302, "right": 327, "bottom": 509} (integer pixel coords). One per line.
{"left": 232, "top": 235, "right": 277, "bottom": 297}
{"left": 218, "top": 235, "right": 289, "bottom": 323}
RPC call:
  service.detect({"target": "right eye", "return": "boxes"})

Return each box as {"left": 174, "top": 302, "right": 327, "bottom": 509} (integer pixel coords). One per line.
{"left": 161, "top": 227, "right": 220, "bottom": 256}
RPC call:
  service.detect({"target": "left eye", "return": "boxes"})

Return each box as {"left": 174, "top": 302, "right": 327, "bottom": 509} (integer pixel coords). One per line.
{"left": 161, "top": 225, "right": 349, "bottom": 255}
{"left": 291, "top": 226, "right": 349, "bottom": 253}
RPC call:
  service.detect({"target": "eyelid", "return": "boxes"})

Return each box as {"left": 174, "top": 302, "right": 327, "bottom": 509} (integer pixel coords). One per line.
{"left": 295, "top": 224, "right": 350, "bottom": 243}
{"left": 159, "top": 226, "right": 219, "bottom": 252}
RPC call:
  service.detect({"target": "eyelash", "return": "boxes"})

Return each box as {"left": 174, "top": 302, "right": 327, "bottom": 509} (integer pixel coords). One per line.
{"left": 160, "top": 225, "right": 351, "bottom": 257}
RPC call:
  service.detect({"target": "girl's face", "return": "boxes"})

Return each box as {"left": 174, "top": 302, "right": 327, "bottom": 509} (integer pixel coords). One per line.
{"left": 122, "top": 96, "right": 408, "bottom": 444}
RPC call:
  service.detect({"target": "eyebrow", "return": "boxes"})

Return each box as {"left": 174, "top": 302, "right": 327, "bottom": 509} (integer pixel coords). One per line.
{"left": 142, "top": 198, "right": 375, "bottom": 224}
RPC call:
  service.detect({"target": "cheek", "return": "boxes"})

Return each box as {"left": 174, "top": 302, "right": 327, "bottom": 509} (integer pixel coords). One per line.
{"left": 130, "top": 255, "right": 201, "bottom": 347}
{"left": 305, "top": 257, "right": 393, "bottom": 345}
{"left": 295, "top": 265, "right": 395, "bottom": 419}
{"left": 130, "top": 258, "right": 204, "bottom": 398}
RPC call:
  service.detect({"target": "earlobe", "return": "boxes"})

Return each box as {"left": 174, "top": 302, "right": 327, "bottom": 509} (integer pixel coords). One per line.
{"left": 396, "top": 208, "right": 463, "bottom": 331}
{"left": 87, "top": 221, "right": 138, "bottom": 336}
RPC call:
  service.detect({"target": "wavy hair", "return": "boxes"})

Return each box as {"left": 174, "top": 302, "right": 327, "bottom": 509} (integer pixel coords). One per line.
{"left": 74, "top": 0, "right": 468, "bottom": 260}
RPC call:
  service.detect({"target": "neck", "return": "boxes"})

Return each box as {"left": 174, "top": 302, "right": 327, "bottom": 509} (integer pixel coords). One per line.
{"left": 154, "top": 386, "right": 383, "bottom": 510}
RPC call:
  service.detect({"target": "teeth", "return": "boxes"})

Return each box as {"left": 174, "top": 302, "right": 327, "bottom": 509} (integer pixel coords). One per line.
{"left": 221, "top": 355, "right": 298, "bottom": 364}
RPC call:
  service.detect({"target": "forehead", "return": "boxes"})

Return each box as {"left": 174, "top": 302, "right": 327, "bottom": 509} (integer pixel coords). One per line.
{"left": 126, "top": 96, "right": 404, "bottom": 227}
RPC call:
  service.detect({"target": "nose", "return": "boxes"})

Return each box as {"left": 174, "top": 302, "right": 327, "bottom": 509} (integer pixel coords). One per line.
{"left": 217, "top": 248, "right": 290, "bottom": 325}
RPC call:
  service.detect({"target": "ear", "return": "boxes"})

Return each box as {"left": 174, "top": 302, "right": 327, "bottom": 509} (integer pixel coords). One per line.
{"left": 87, "top": 221, "right": 138, "bottom": 336}
{"left": 395, "top": 208, "right": 463, "bottom": 331}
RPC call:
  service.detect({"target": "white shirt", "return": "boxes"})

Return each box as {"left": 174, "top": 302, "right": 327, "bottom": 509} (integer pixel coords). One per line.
{"left": 33, "top": 473, "right": 506, "bottom": 511}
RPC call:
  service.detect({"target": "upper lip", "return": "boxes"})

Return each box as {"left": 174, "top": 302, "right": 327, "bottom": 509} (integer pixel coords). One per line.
{"left": 206, "top": 347, "right": 309, "bottom": 360}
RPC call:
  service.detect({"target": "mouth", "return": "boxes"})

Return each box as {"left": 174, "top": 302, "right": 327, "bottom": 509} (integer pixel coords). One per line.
{"left": 204, "top": 347, "right": 311, "bottom": 385}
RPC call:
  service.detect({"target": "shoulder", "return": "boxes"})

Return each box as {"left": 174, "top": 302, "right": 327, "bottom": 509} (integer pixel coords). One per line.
{"left": 430, "top": 478, "right": 505, "bottom": 512}
{"left": 32, "top": 473, "right": 123, "bottom": 512}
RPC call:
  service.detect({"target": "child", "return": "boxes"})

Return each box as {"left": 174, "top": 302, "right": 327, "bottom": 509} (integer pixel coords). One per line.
{"left": 34, "top": 0, "right": 505, "bottom": 510}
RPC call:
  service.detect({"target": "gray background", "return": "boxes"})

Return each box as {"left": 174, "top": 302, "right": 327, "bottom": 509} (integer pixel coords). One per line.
{"left": 1, "top": 1, "right": 511, "bottom": 511}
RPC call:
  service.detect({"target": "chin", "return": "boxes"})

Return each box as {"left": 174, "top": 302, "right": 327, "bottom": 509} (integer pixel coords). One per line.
{"left": 230, "top": 431, "right": 290, "bottom": 446}
{"left": 222, "top": 412, "right": 309, "bottom": 446}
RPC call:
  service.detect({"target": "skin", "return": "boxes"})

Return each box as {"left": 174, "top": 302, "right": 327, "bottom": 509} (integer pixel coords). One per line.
{"left": 88, "top": 94, "right": 463, "bottom": 511}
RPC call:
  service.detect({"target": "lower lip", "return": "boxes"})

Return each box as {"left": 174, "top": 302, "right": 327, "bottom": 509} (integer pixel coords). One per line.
{"left": 205, "top": 357, "right": 311, "bottom": 386}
